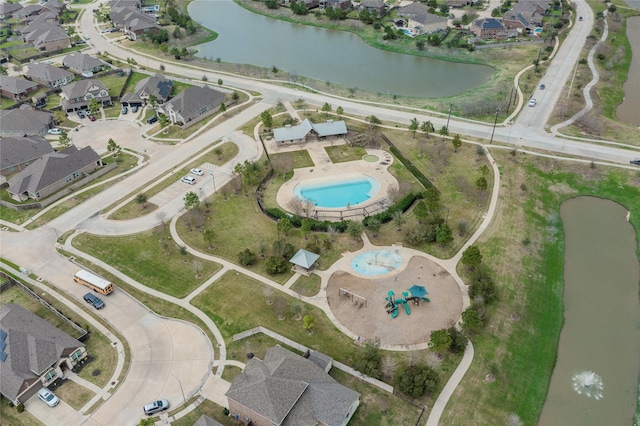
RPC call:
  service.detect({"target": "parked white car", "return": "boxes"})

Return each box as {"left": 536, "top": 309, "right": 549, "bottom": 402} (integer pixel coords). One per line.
{"left": 190, "top": 168, "right": 204, "bottom": 176}
{"left": 528, "top": 99, "right": 537, "bottom": 107}
{"left": 48, "top": 128, "right": 62, "bottom": 135}
{"left": 37, "top": 388, "right": 60, "bottom": 407}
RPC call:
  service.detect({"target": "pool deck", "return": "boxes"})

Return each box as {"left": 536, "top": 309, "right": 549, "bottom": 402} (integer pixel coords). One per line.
{"left": 273, "top": 137, "right": 398, "bottom": 221}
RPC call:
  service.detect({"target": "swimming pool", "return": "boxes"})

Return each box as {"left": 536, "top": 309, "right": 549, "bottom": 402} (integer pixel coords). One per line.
{"left": 534, "top": 28, "right": 543, "bottom": 34}
{"left": 293, "top": 175, "right": 379, "bottom": 208}
{"left": 401, "top": 29, "right": 414, "bottom": 37}
{"left": 351, "top": 249, "right": 403, "bottom": 275}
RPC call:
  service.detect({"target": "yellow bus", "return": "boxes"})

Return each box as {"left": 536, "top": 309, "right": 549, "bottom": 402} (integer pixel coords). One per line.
{"left": 74, "top": 270, "right": 114, "bottom": 295}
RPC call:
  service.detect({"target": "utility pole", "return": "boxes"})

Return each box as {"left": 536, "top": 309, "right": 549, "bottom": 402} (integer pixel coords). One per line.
{"left": 446, "top": 103, "right": 452, "bottom": 130}
{"left": 505, "top": 86, "right": 515, "bottom": 116}
{"left": 490, "top": 108, "right": 500, "bottom": 144}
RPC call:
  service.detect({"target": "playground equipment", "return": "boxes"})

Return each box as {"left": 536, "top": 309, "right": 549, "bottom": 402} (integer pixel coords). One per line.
{"left": 384, "top": 286, "right": 430, "bottom": 318}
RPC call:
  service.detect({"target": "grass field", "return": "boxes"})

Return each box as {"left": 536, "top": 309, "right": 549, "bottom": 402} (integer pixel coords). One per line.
{"left": 440, "top": 151, "right": 640, "bottom": 425}
{"left": 72, "top": 226, "right": 222, "bottom": 298}
{"left": 54, "top": 380, "right": 95, "bottom": 411}
{"left": 0, "top": 396, "right": 43, "bottom": 426}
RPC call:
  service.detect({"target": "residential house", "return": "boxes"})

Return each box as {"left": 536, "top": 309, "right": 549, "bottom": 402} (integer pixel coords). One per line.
{"left": 22, "top": 22, "right": 70, "bottom": 52}
{"left": 110, "top": 0, "right": 142, "bottom": 10}
{"left": 502, "top": 10, "right": 535, "bottom": 32}
{"left": 7, "top": 145, "right": 102, "bottom": 201}
{"left": 0, "top": 75, "right": 39, "bottom": 100}
{"left": 40, "top": 0, "right": 66, "bottom": 16}
{"left": 26, "top": 62, "right": 73, "bottom": 88}
{"left": 273, "top": 118, "right": 348, "bottom": 144}
{"left": 0, "top": 304, "right": 87, "bottom": 405}
{"left": 471, "top": 17, "right": 505, "bottom": 38}
{"left": 0, "top": 136, "right": 54, "bottom": 180}
{"left": 14, "top": 4, "right": 43, "bottom": 19}
{"left": 407, "top": 12, "right": 448, "bottom": 34}
{"left": 0, "top": 2, "right": 23, "bottom": 20}
{"left": 512, "top": 0, "right": 551, "bottom": 16}
{"left": 110, "top": 7, "right": 161, "bottom": 40}
{"left": 121, "top": 73, "right": 173, "bottom": 107}
{"left": 359, "top": 0, "right": 385, "bottom": 17}
{"left": 226, "top": 345, "right": 360, "bottom": 426}
{"left": 447, "top": 0, "right": 470, "bottom": 7}
{"left": 160, "top": 85, "right": 225, "bottom": 126}
{"left": 0, "top": 107, "right": 55, "bottom": 137}
{"left": 318, "top": 0, "right": 352, "bottom": 10}
{"left": 63, "top": 52, "right": 108, "bottom": 77}
{"left": 193, "top": 415, "right": 224, "bottom": 426}
{"left": 60, "top": 79, "right": 111, "bottom": 112}
{"left": 398, "top": 1, "right": 430, "bottom": 17}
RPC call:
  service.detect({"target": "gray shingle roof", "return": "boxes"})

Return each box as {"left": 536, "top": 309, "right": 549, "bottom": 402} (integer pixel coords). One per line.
{"left": 0, "top": 136, "right": 54, "bottom": 172}
{"left": 0, "top": 75, "right": 39, "bottom": 96}
{"left": 273, "top": 119, "right": 347, "bottom": 142}
{"left": 193, "top": 415, "right": 224, "bottom": 426}
{"left": 164, "top": 85, "right": 225, "bottom": 122}
{"left": 60, "top": 78, "right": 108, "bottom": 100}
{"left": 8, "top": 145, "right": 100, "bottom": 195}
{"left": 0, "top": 2, "right": 23, "bottom": 16}
{"left": 122, "top": 74, "right": 173, "bottom": 104}
{"left": 26, "top": 62, "right": 73, "bottom": 84}
{"left": 474, "top": 17, "right": 504, "bottom": 29}
{"left": 22, "top": 23, "right": 69, "bottom": 47}
{"left": 226, "top": 346, "right": 359, "bottom": 426}
{"left": 62, "top": 52, "right": 107, "bottom": 74}
{"left": 0, "top": 304, "right": 84, "bottom": 402}
{"left": 411, "top": 12, "right": 448, "bottom": 26}
{"left": 0, "top": 108, "right": 53, "bottom": 136}
{"left": 398, "top": 2, "right": 430, "bottom": 16}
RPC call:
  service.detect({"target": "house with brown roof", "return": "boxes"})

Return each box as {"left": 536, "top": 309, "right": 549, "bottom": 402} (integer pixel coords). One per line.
{"left": 121, "top": 73, "right": 173, "bottom": 106}
{"left": 0, "top": 136, "right": 54, "bottom": 180}
{"left": 159, "top": 85, "right": 226, "bottom": 126}
{"left": 0, "top": 75, "right": 39, "bottom": 100}
{"left": 7, "top": 145, "right": 102, "bottom": 201}
{"left": 318, "top": 0, "right": 352, "bottom": 10}
{"left": 26, "top": 62, "right": 74, "bottom": 88}
{"left": 0, "top": 304, "right": 87, "bottom": 405}
{"left": 63, "top": 52, "right": 108, "bottom": 77}
{"left": 447, "top": 0, "right": 470, "bottom": 7}
{"left": 0, "top": 107, "right": 55, "bottom": 137}
{"left": 60, "top": 79, "right": 111, "bottom": 112}
{"left": 0, "top": 2, "right": 23, "bottom": 20}
{"left": 22, "top": 22, "right": 70, "bottom": 52}
{"left": 471, "top": 17, "right": 505, "bottom": 38}
{"left": 359, "top": 0, "right": 385, "bottom": 17}
{"left": 226, "top": 345, "right": 360, "bottom": 426}
{"left": 110, "top": 6, "right": 161, "bottom": 40}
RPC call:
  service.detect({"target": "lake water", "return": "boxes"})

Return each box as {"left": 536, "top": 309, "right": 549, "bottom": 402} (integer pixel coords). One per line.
{"left": 189, "top": 0, "right": 493, "bottom": 97}
{"left": 539, "top": 197, "right": 640, "bottom": 425}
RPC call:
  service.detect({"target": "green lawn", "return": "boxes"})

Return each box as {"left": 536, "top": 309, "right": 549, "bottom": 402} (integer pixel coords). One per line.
{"left": 290, "top": 274, "right": 321, "bottom": 296}
{"left": 170, "top": 398, "right": 235, "bottom": 426}
{"left": 54, "top": 380, "right": 95, "bottom": 411}
{"left": 440, "top": 152, "right": 640, "bottom": 424}
{"left": 100, "top": 74, "right": 129, "bottom": 97}
{"left": 325, "top": 145, "right": 367, "bottom": 163}
{"left": 72, "top": 226, "right": 222, "bottom": 298}
{"left": 0, "top": 396, "right": 43, "bottom": 426}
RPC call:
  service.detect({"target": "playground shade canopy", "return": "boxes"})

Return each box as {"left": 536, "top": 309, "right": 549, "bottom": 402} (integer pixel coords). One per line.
{"left": 290, "top": 249, "right": 320, "bottom": 271}
{"left": 408, "top": 285, "right": 428, "bottom": 299}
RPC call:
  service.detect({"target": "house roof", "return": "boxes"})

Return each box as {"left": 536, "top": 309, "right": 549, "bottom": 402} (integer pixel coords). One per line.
{"left": 0, "top": 108, "right": 53, "bottom": 136}
{"left": 8, "top": 145, "right": 100, "bottom": 196}
{"left": 474, "top": 17, "right": 504, "bottom": 30}
{"left": 226, "top": 346, "right": 359, "bottom": 426}
{"left": 273, "top": 119, "right": 347, "bottom": 142}
{"left": 503, "top": 11, "right": 530, "bottom": 27}
{"left": 26, "top": 62, "right": 73, "bottom": 84}
{"left": 290, "top": 249, "right": 320, "bottom": 270}
{"left": 0, "top": 75, "right": 39, "bottom": 96}
{"left": 410, "top": 12, "right": 448, "bottom": 26}
{"left": 398, "top": 2, "right": 430, "bottom": 16}
{"left": 122, "top": 73, "right": 173, "bottom": 104}
{"left": 41, "top": 0, "right": 64, "bottom": 14}
{"left": 164, "top": 85, "right": 225, "bottom": 121}
{"left": 23, "top": 23, "right": 69, "bottom": 47}
{"left": 361, "top": 0, "right": 384, "bottom": 7}
{"left": 62, "top": 52, "right": 107, "bottom": 74}
{"left": 15, "top": 4, "right": 42, "bottom": 17}
{"left": 193, "top": 415, "right": 224, "bottom": 426}
{"left": 0, "top": 304, "right": 84, "bottom": 401}
{"left": 0, "top": 2, "right": 23, "bottom": 16}
{"left": 61, "top": 79, "right": 108, "bottom": 100}
{"left": 0, "top": 136, "right": 54, "bottom": 172}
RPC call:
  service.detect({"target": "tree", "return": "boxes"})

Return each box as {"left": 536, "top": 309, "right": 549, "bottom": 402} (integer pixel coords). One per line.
{"left": 238, "top": 248, "right": 256, "bottom": 266}
{"left": 365, "top": 217, "right": 381, "bottom": 237}
{"left": 469, "top": 266, "right": 496, "bottom": 303}
{"left": 54, "top": 110, "right": 67, "bottom": 124}
{"left": 301, "top": 219, "right": 312, "bottom": 240}
{"left": 396, "top": 363, "right": 439, "bottom": 398}
{"left": 58, "top": 132, "right": 71, "bottom": 147}
{"left": 184, "top": 191, "right": 200, "bottom": 211}
{"left": 392, "top": 210, "right": 406, "bottom": 231}
{"left": 266, "top": 255, "right": 288, "bottom": 274}
{"left": 336, "top": 106, "right": 344, "bottom": 115}
{"left": 408, "top": 117, "right": 419, "bottom": 138}
{"left": 421, "top": 121, "right": 434, "bottom": 137}
{"left": 451, "top": 134, "right": 462, "bottom": 152}
{"left": 88, "top": 98, "right": 100, "bottom": 114}
{"left": 416, "top": 39, "right": 426, "bottom": 50}
{"left": 217, "top": 78, "right": 223, "bottom": 86}
{"left": 159, "top": 114, "right": 169, "bottom": 129}
{"left": 219, "top": 102, "right": 226, "bottom": 113}
{"left": 106, "top": 138, "right": 121, "bottom": 156}
{"left": 321, "top": 102, "right": 332, "bottom": 116}
{"left": 135, "top": 193, "right": 147, "bottom": 208}
{"left": 354, "top": 341, "right": 382, "bottom": 379}
{"left": 139, "top": 418, "right": 155, "bottom": 426}
{"left": 447, "top": 325, "right": 468, "bottom": 353}
{"left": 159, "top": 64, "right": 165, "bottom": 71}
{"left": 439, "top": 125, "right": 449, "bottom": 138}
{"left": 203, "top": 229, "right": 216, "bottom": 248}
{"left": 368, "top": 115, "right": 381, "bottom": 129}
{"left": 428, "top": 329, "right": 452, "bottom": 354}
{"left": 347, "top": 221, "right": 363, "bottom": 240}
{"left": 413, "top": 200, "right": 430, "bottom": 222}
{"left": 303, "top": 314, "right": 315, "bottom": 332}
{"left": 423, "top": 186, "right": 440, "bottom": 212}
{"left": 277, "top": 217, "right": 292, "bottom": 237}
{"left": 461, "top": 245, "right": 483, "bottom": 269}
{"left": 461, "top": 307, "right": 484, "bottom": 334}
{"left": 260, "top": 110, "right": 273, "bottom": 130}
{"left": 147, "top": 94, "right": 158, "bottom": 110}
{"left": 476, "top": 176, "right": 488, "bottom": 190}
{"left": 436, "top": 224, "right": 453, "bottom": 245}
{"left": 273, "top": 239, "right": 295, "bottom": 258}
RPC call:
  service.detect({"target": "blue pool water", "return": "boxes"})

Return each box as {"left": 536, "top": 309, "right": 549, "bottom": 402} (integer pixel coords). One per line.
{"left": 351, "top": 250, "right": 403, "bottom": 275}
{"left": 294, "top": 175, "right": 379, "bottom": 208}
{"left": 534, "top": 28, "right": 543, "bottom": 33}
{"left": 402, "top": 29, "right": 413, "bottom": 36}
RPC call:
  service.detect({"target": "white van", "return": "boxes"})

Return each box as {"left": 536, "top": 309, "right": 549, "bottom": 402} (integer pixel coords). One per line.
{"left": 181, "top": 176, "right": 196, "bottom": 185}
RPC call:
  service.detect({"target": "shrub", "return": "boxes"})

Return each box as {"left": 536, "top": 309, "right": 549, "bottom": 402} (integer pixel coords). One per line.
{"left": 354, "top": 341, "right": 382, "bottom": 379}
{"left": 266, "top": 256, "right": 287, "bottom": 274}
{"left": 396, "top": 363, "right": 439, "bottom": 398}
{"left": 16, "top": 403, "right": 25, "bottom": 413}
{"left": 461, "top": 307, "right": 484, "bottom": 334}
{"left": 468, "top": 267, "right": 496, "bottom": 303}
{"left": 238, "top": 248, "right": 257, "bottom": 266}
{"left": 447, "top": 326, "right": 468, "bottom": 353}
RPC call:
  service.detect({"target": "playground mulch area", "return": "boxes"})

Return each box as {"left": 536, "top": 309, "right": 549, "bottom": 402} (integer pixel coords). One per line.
{"left": 326, "top": 255, "right": 463, "bottom": 346}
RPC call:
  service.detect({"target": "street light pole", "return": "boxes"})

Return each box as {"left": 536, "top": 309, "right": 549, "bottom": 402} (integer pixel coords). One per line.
{"left": 209, "top": 170, "right": 216, "bottom": 193}
{"left": 446, "top": 103, "right": 452, "bottom": 130}
{"left": 172, "top": 374, "right": 186, "bottom": 406}
{"left": 489, "top": 107, "right": 501, "bottom": 144}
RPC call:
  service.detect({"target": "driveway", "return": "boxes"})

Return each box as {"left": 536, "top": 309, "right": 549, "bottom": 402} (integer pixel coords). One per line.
{"left": 2, "top": 229, "right": 212, "bottom": 426}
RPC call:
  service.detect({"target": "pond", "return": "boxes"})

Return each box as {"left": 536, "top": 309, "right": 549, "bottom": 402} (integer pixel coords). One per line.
{"left": 539, "top": 197, "right": 640, "bottom": 425}
{"left": 189, "top": 0, "right": 493, "bottom": 98}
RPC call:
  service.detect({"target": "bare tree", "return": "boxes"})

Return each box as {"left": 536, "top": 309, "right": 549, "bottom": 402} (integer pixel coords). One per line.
{"left": 287, "top": 198, "right": 304, "bottom": 216}
{"left": 380, "top": 354, "right": 398, "bottom": 381}
{"left": 155, "top": 211, "right": 167, "bottom": 227}
{"left": 192, "top": 260, "right": 202, "bottom": 278}
{"left": 271, "top": 155, "right": 293, "bottom": 179}
{"left": 386, "top": 185, "right": 399, "bottom": 203}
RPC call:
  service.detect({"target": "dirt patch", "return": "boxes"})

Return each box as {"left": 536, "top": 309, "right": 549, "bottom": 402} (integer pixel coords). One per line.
{"left": 548, "top": 183, "right": 577, "bottom": 195}
{"left": 326, "top": 256, "right": 463, "bottom": 346}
